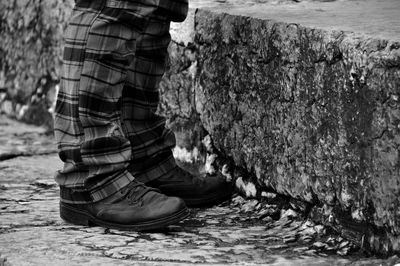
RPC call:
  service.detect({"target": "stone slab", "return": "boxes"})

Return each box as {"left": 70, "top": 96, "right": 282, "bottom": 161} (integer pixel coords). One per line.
{"left": 163, "top": 0, "right": 400, "bottom": 256}
{"left": 187, "top": 0, "right": 400, "bottom": 42}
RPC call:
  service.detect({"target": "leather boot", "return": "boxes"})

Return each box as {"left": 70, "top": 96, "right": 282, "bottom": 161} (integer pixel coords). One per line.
{"left": 59, "top": 180, "right": 189, "bottom": 231}
{"left": 146, "top": 167, "right": 233, "bottom": 208}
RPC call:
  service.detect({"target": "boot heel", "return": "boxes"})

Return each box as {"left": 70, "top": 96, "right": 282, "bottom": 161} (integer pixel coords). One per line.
{"left": 59, "top": 202, "right": 93, "bottom": 226}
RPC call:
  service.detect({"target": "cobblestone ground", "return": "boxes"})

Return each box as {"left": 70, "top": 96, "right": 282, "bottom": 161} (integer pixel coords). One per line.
{"left": 1, "top": 115, "right": 400, "bottom": 266}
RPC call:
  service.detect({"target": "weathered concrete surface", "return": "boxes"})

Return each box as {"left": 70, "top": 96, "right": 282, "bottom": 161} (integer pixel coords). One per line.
{"left": 188, "top": 0, "right": 400, "bottom": 42}
{"left": 4, "top": 116, "right": 400, "bottom": 265}
{"left": 160, "top": 1, "right": 400, "bottom": 256}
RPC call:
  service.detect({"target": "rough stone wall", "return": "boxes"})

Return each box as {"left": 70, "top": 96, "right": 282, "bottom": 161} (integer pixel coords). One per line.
{"left": 159, "top": 10, "right": 400, "bottom": 254}
{"left": 0, "top": 0, "right": 73, "bottom": 128}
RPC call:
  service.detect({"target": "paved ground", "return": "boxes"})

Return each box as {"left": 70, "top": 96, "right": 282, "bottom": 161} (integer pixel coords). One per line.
{"left": 1, "top": 115, "right": 400, "bottom": 265}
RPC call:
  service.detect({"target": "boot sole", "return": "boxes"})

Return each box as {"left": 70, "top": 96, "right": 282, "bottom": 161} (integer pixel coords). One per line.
{"left": 60, "top": 202, "right": 190, "bottom": 231}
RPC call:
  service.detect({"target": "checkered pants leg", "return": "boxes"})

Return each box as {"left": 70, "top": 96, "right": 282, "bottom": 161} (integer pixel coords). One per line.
{"left": 54, "top": 0, "right": 179, "bottom": 204}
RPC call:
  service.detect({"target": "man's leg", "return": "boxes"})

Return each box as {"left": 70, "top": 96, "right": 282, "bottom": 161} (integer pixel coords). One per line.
{"left": 123, "top": 13, "right": 234, "bottom": 208}
{"left": 122, "top": 15, "right": 177, "bottom": 184}
{"left": 55, "top": 1, "right": 135, "bottom": 203}
{"left": 54, "top": 0, "right": 188, "bottom": 230}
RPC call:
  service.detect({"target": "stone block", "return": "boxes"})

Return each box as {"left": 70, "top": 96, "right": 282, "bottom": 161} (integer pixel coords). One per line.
{"left": 160, "top": 1, "right": 400, "bottom": 254}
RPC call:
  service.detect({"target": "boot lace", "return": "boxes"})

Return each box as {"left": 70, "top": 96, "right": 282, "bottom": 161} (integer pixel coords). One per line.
{"left": 120, "top": 181, "right": 160, "bottom": 205}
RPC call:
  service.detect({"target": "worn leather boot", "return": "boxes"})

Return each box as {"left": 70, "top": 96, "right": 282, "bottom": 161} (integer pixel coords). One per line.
{"left": 146, "top": 167, "right": 233, "bottom": 208}
{"left": 59, "top": 181, "right": 189, "bottom": 231}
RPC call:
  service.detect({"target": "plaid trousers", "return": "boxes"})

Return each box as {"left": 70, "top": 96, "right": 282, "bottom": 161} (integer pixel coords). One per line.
{"left": 54, "top": 0, "right": 188, "bottom": 204}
